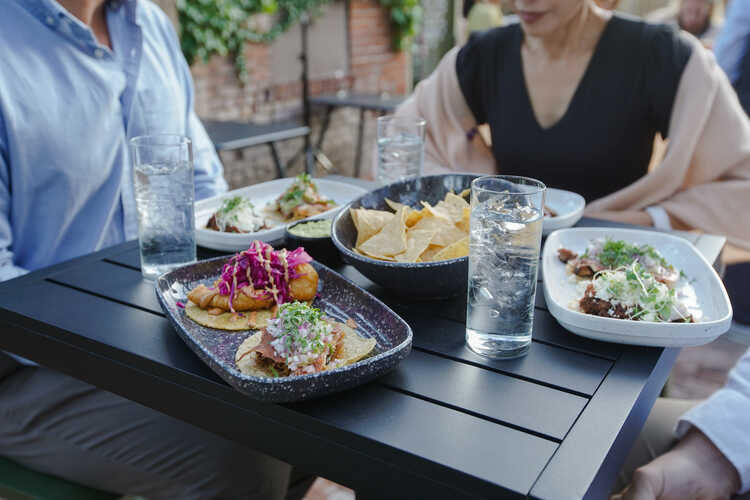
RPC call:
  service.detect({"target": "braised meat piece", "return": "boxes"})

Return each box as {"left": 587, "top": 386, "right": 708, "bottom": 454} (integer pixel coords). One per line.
{"left": 579, "top": 284, "right": 630, "bottom": 319}
{"left": 207, "top": 214, "right": 242, "bottom": 233}
{"left": 558, "top": 248, "right": 578, "bottom": 263}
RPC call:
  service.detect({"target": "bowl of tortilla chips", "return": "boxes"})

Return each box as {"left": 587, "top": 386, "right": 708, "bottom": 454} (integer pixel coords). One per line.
{"left": 331, "top": 174, "right": 479, "bottom": 298}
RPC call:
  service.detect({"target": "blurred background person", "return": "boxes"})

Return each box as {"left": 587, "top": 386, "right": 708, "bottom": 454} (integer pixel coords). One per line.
{"left": 648, "top": 0, "right": 720, "bottom": 45}
{"left": 715, "top": 0, "right": 750, "bottom": 114}
{"left": 460, "top": 0, "right": 505, "bottom": 44}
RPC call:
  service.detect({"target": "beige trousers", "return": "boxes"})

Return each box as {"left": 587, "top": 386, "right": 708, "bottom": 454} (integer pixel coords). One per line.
{"left": 615, "top": 398, "right": 749, "bottom": 499}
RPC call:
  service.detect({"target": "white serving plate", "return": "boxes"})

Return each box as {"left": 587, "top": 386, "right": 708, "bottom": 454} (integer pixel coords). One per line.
{"left": 195, "top": 178, "right": 368, "bottom": 251}
{"left": 542, "top": 228, "right": 732, "bottom": 347}
{"left": 542, "top": 188, "right": 586, "bottom": 235}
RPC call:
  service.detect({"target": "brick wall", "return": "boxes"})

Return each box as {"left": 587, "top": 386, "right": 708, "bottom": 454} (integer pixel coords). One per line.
{"left": 188, "top": 0, "right": 410, "bottom": 188}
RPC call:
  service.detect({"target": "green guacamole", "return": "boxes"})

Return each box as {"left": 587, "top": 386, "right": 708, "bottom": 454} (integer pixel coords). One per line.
{"left": 289, "top": 219, "right": 332, "bottom": 238}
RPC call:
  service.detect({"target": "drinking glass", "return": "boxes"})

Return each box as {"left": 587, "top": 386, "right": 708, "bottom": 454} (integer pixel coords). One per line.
{"left": 376, "top": 115, "right": 425, "bottom": 185}
{"left": 465, "top": 175, "right": 546, "bottom": 359}
{"left": 130, "top": 135, "right": 196, "bottom": 280}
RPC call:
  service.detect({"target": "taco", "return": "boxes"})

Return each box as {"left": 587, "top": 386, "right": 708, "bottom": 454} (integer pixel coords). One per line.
{"left": 235, "top": 302, "right": 376, "bottom": 378}
{"left": 185, "top": 241, "right": 319, "bottom": 330}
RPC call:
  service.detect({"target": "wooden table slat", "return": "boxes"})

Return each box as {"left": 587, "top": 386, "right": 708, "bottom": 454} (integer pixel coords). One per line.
{"left": 401, "top": 312, "right": 612, "bottom": 396}
{"left": 298, "top": 382, "right": 558, "bottom": 498}
{"left": 49, "top": 259, "right": 162, "bottom": 314}
{"left": 105, "top": 246, "right": 143, "bottom": 270}
{"left": 382, "top": 350, "right": 587, "bottom": 441}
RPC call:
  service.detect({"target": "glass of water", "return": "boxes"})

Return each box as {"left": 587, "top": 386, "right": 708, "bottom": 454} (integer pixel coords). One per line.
{"left": 376, "top": 115, "right": 425, "bottom": 185}
{"left": 465, "top": 175, "right": 546, "bottom": 359}
{"left": 130, "top": 135, "right": 197, "bottom": 280}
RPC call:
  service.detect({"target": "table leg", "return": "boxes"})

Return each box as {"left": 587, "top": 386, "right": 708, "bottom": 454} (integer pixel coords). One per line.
{"left": 268, "top": 142, "right": 285, "bottom": 179}
{"left": 315, "top": 106, "right": 334, "bottom": 151}
{"left": 354, "top": 108, "right": 366, "bottom": 178}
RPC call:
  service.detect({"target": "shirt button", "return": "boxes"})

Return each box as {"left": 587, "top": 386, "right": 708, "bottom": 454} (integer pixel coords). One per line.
{"left": 45, "top": 15, "right": 55, "bottom": 25}
{"left": 130, "top": 48, "right": 137, "bottom": 59}
{"left": 94, "top": 48, "right": 105, "bottom": 58}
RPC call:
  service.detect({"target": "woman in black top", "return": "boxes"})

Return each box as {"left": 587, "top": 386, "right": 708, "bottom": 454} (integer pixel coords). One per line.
{"left": 456, "top": 13, "right": 691, "bottom": 204}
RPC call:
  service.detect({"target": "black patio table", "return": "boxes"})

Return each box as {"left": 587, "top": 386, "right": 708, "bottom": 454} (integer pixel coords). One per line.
{"left": 0, "top": 206, "right": 725, "bottom": 499}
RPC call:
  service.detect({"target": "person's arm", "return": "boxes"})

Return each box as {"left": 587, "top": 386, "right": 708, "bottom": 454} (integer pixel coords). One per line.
{"left": 156, "top": 9, "right": 228, "bottom": 200}
{"left": 612, "top": 350, "right": 750, "bottom": 499}
{"left": 376, "top": 46, "right": 495, "bottom": 178}
{"left": 0, "top": 135, "right": 27, "bottom": 281}
{"left": 586, "top": 35, "right": 750, "bottom": 249}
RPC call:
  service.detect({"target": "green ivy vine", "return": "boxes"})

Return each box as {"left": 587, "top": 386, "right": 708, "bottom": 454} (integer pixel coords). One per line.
{"left": 177, "top": 0, "right": 421, "bottom": 81}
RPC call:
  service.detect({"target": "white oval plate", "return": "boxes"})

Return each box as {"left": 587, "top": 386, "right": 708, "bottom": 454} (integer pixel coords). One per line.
{"left": 542, "top": 228, "right": 732, "bottom": 347}
{"left": 543, "top": 188, "right": 586, "bottom": 235}
{"left": 195, "top": 178, "right": 368, "bottom": 252}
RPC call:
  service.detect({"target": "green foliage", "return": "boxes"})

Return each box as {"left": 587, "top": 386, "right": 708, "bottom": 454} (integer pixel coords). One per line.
{"left": 177, "top": 0, "right": 420, "bottom": 81}
{"left": 379, "top": 0, "right": 421, "bottom": 51}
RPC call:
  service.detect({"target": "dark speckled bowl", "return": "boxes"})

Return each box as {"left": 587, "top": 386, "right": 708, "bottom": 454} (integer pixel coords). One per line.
{"left": 331, "top": 174, "right": 479, "bottom": 299}
{"left": 156, "top": 256, "right": 412, "bottom": 402}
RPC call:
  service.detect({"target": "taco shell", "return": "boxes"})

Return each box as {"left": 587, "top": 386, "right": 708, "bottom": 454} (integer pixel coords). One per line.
{"left": 185, "top": 302, "right": 274, "bottom": 331}
{"left": 235, "top": 322, "right": 377, "bottom": 378}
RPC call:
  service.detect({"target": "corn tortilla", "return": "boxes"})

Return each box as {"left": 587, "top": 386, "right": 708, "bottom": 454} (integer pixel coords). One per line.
{"left": 185, "top": 302, "right": 274, "bottom": 331}
{"left": 235, "top": 322, "right": 376, "bottom": 378}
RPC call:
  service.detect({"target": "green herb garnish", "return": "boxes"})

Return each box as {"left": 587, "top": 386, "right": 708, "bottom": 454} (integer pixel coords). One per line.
{"left": 219, "top": 196, "right": 252, "bottom": 215}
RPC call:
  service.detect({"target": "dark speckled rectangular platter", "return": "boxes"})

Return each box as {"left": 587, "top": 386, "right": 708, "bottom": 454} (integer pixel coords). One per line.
{"left": 155, "top": 256, "right": 412, "bottom": 402}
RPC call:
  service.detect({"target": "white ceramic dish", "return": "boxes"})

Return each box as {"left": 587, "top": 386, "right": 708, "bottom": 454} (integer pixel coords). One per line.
{"left": 542, "top": 188, "right": 586, "bottom": 235}
{"left": 195, "top": 178, "right": 368, "bottom": 251}
{"left": 542, "top": 228, "right": 732, "bottom": 347}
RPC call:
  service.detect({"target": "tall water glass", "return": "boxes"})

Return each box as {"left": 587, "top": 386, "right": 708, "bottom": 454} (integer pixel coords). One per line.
{"left": 376, "top": 115, "right": 425, "bottom": 185}
{"left": 465, "top": 176, "right": 546, "bottom": 359}
{"left": 130, "top": 135, "right": 196, "bottom": 280}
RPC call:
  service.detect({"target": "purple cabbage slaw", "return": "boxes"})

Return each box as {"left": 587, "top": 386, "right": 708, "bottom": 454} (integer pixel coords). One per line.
{"left": 215, "top": 240, "right": 312, "bottom": 311}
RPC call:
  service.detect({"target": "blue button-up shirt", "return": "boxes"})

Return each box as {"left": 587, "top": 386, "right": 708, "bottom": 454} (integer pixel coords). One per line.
{"left": 715, "top": 0, "right": 750, "bottom": 84}
{"left": 0, "top": 0, "right": 228, "bottom": 280}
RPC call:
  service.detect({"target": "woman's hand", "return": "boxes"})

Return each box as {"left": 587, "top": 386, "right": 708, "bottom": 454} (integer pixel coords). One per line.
{"left": 586, "top": 210, "right": 653, "bottom": 227}
{"left": 610, "top": 429, "right": 740, "bottom": 500}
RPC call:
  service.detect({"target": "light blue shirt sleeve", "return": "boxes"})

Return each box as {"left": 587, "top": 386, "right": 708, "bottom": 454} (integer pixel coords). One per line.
{"left": 0, "top": 125, "right": 28, "bottom": 282}
{"left": 714, "top": 0, "right": 750, "bottom": 84}
{"left": 677, "top": 349, "right": 750, "bottom": 494}
{"left": 154, "top": 10, "right": 228, "bottom": 201}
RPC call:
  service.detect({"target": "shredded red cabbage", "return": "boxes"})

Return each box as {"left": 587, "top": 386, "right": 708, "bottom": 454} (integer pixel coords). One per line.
{"left": 216, "top": 240, "right": 312, "bottom": 311}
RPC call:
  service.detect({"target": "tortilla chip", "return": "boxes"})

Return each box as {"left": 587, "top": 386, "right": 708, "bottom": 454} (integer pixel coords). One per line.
{"left": 405, "top": 208, "right": 425, "bottom": 227}
{"left": 385, "top": 198, "right": 408, "bottom": 212}
{"left": 438, "top": 193, "right": 470, "bottom": 222}
{"left": 458, "top": 188, "right": 471, "bottom": 199}
{"left": 456, "top": 206, "right": 471, "bottom": 233}
{"left": 351, "top": 208, "right": 394, "bottom": 247}
{"left": 418, "top": 244, "right": 444, "bottom": 262}
{"left": 395, "top": 229, "right": 436, "bottom": 262}
{"left": 358, "top": 206, "right": 408, "bottom": 258}
{"left": 185, "top": 302, "right": 273, "bottom": 330}
{"left": 410, "top": 210, "right": 452, "bottom": 233}
{"left": 432, "top": 236, "right": 469, "bottom": 261}
{"left": 234, "top": 322, "right": 376, "bottom": 378}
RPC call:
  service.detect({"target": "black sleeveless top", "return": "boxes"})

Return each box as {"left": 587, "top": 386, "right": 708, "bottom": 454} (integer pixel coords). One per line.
{"left": 456, "top": 15, "right": 693, "bottom": 201}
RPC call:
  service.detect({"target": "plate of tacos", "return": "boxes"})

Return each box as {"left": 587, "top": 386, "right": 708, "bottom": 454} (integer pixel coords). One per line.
{"left": 155, "top": 240, "right": 412, "bottom": 402}
{"left": 195, "top": 174, "right": 368, "bottom": 251}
